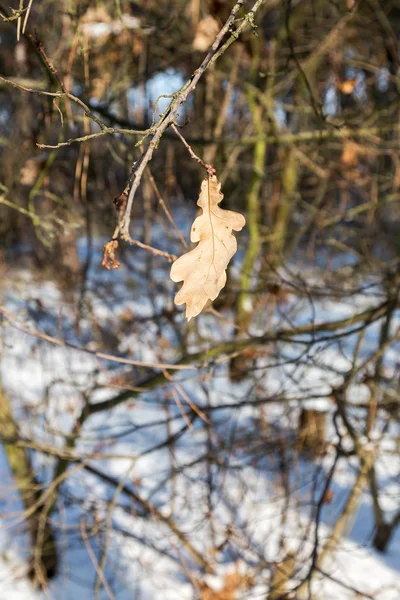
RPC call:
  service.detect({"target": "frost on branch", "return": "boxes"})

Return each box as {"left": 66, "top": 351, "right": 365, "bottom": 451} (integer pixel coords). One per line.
{"left": 170, "top": 175, "right": 246, "bottom": 321}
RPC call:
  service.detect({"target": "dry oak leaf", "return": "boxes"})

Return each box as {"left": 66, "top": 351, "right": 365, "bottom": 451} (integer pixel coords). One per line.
{"left": 170, "top": 175, "right": 245, "bottom": 321}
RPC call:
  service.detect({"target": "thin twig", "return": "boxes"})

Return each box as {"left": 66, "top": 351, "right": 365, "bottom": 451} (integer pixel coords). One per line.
{"left": 0, "top": 76, "right": 147, "bottom": 140}
{"left": 122, "top": 235, "right": 177, "bottom": 262}
{"left": 145, "top": 165, "right": 189, "bottom": 249}
{"left": 22, "top": 0, "right": 33, "bottom": 34}
{"left": 36, "top": 128, "right": 146, "bottom": 149}
{"left": 171, "top": 124, "right": 216, "bottom": 176}
{"left": 0, "top": 305, "right": 194, "bottom": 371}
{"left": 80, "top": 518, "right": 116, "bottom": 600}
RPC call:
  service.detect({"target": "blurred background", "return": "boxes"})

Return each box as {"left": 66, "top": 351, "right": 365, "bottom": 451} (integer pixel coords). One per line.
{"left": 0, "top": 1, "right": 399, "bottom": 598}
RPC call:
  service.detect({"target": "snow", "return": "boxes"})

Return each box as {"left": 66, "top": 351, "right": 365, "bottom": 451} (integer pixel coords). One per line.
{"left": 0, "top": 244, "right": 399, "bottom": 599}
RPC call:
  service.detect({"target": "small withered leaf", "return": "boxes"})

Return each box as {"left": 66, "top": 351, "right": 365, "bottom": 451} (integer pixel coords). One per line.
{"left": 170, "top": 175, "right": 245, "bottom": 321}
{"left": 102, "top": 240, "right": 121, "bottom": 270}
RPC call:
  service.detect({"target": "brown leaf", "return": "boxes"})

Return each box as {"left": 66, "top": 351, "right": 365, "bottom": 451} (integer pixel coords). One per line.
{"left": 170, "top": 175, "right": 245, "bottom": 320}
{"left": 322, "top": 488, "right": 334, "bottom": 504}
{"left": 341, "top": 140, "right": 361, "bottom": 167}
{"left": 199, "top": 567, "right": 254, "bottom": 600}
{"left": 20, "top": 157, "right": 41, "bottom": 186}
{"left": 193, "top": 16, "right": 220, "bottom": 52}
{"left": 102, "top": 240, "right": 120, "bottom": 270}
{"left": 337, "top": 78, "right": 357, "bottom": 95}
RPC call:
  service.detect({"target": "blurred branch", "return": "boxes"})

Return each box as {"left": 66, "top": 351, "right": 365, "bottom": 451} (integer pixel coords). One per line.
{"left": 119, "top": 0, "right": 266, "bottom": 240}
{"left": 0, "top": 75, "right": 148, "bottom": 142}
{"left": 274, "top": 1, "right": 359, "bottom": 97}
{"left": 84, "top": 464, "right": 215, "bottom": 574}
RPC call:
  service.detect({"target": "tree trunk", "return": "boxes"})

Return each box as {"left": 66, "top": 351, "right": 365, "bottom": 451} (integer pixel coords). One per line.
{"left": 0, "top": 383, "right": 58, "bottom": 585}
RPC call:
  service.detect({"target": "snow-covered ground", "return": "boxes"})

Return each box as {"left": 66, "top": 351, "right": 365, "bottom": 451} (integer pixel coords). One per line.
{"left": 0, "top": 242, "right": 399, "bottom": 599}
